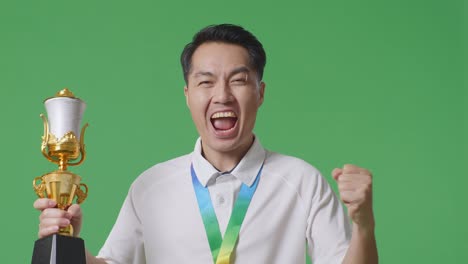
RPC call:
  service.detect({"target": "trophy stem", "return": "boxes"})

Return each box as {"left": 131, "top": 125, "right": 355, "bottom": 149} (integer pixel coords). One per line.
{"left": 59, "top": 158, "right": 68, "bottom": 171}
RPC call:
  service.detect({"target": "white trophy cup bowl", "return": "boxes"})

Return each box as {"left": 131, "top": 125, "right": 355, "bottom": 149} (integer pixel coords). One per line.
{"left": 45, "top": 96, "right": 86, "bottom": 143}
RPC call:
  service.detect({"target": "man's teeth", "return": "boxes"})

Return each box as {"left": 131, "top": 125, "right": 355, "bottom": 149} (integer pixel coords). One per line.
{"left": 211, "top": 112, "right": 237, "bottom": 119}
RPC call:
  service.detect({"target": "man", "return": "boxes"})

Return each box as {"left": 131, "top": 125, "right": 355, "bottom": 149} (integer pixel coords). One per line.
{"left": 34, "top": 24, "right": 378, "bottom": 263}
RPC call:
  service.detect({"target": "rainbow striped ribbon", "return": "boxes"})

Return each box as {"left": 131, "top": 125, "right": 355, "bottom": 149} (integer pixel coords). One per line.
{"left": 191, "top": 164, "right": 263, "bottom": 264}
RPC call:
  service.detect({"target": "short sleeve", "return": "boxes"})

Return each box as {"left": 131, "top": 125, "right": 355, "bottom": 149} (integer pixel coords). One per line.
{"left": 306, "top": 173, "right": 351, "bottom": 264}
{"left": 97, "top": 184, "right": 146, "bottom": 264}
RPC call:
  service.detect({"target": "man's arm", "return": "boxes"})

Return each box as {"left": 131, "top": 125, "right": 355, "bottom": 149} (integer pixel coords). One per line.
{"left": 333, "top": 164, "right": 378, "bottom": 264}
{"left": 343, "top": 223, "right": 378, "bottom": 264}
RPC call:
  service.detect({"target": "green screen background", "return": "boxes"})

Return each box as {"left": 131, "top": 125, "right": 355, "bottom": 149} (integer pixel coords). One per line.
{"left": 1, "top": 0, "right": 465, "bottom": 263}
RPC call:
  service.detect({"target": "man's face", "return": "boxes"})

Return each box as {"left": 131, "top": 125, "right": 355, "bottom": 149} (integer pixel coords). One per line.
{"left": 184, "top": 42, "right": 265, "bottom": 156}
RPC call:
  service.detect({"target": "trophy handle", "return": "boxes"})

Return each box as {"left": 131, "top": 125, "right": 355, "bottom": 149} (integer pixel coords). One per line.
{"left": 40, "top": 114, "right": 58, "bottom": 164}
{"left": 33, "top": 176, "right": 46, "bottom": 198}
{"left": 75, "top": 183, "right": 88, "bottom": 204}
{"left": 67, "top": 123, "right": 88, "bottom": 167}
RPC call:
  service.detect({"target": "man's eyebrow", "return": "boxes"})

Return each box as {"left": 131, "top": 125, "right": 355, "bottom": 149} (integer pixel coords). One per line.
{"left": 229, "top": 66, "right": 250, "bottom": 77}
{"left": 192, "top": 67, "right": 250, "bottom": 78}
{"left": 193, "top": 71, "right": 214, "bottom": 78}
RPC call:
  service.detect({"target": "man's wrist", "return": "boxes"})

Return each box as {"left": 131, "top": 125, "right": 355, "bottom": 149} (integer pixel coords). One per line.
{"left": 352, "top": 219, "right": 376, "bottom": 236}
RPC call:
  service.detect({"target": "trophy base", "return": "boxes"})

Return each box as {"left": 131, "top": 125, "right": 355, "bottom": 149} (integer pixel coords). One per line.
{"left": 32, "top": 234, "right": 86, "bottom": 264}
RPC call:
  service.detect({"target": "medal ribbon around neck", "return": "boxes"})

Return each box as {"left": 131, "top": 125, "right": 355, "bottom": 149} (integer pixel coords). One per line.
{"left": 191, "top": 163, "right": 263, "bottom": 264}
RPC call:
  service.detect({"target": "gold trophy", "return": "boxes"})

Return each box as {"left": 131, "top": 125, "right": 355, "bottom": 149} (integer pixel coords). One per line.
{"left": 32, "top": 88, "right": 88, "bottom": 264}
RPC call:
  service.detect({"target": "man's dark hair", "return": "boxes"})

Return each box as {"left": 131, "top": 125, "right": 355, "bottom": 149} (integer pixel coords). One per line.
{"left": 181, "top": 24, "right": 266, "bottom": 84}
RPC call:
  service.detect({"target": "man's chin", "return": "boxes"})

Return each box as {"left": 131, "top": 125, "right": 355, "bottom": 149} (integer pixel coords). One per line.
{"left": 205, "top": 137, "right": 239, "bottom": 152}
{"left": 202, "top": 133, "right": 254, "bottom": 154}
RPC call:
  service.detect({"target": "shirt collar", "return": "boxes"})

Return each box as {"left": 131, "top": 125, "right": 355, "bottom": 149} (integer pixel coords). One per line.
{"left": 191, "top": 137, "right": 266, "bottom": 187}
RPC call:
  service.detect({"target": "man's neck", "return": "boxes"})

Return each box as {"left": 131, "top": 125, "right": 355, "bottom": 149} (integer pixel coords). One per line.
{"left": 201, "top": 136, "right": 254, "bottom": 172}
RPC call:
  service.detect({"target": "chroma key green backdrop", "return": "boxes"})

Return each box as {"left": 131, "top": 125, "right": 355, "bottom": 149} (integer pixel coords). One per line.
{"left": 0, "top": 0, "right": 465, "bottom": 263}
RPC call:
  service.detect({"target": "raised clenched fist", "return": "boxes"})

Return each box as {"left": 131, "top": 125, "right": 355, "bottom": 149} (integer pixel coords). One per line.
{"left": 332, "top": 164, "right": 375, "bottom": 230}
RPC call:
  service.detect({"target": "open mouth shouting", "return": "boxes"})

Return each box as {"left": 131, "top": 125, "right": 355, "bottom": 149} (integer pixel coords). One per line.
{"left": 210, "top": 110, "right": 239, "bottom": 138}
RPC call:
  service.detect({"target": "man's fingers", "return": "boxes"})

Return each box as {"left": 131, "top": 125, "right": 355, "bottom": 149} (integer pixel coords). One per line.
{"left": 67, "top": 204, "right": 82, "bottom": 218}
{"left": 334, "top": 165, "right": 372, "bottom": 181}
{"left": 339, "top": 190, "right": 366, "bottom": 204}
{"left": 40, "top": 208, "right": 71, "bottom": 221}
{"left": 37, "top": 212, "right": 70, "bottom": 239}
{"left": 38, "top": 225, "right": 59, "bottom": 238}
{"left": 34, "top": 200, "right": 83, "bottom": 239}
{"left": 332, "top": 168, "right": 342, "bottom": 181}
{"left": 33, "top": 198, "right": 57, "bottom": 211}
{"left": 39, "top": 217, "right": 71, "bottom": 229}
{"left": 337, "top": 182, "right": 356, "bottom": 192}
{"left": 336, "top": 173, "right": 372, "bottom": 184}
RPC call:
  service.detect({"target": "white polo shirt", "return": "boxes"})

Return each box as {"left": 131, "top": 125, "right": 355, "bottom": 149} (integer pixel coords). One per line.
{"left": 98, "top": 138, "right": 351, "bottom": 264}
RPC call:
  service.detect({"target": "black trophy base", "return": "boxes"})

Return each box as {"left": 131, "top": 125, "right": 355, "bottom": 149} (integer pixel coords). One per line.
{"left": 32, "top": 234, "right": 86, "bottom": 264}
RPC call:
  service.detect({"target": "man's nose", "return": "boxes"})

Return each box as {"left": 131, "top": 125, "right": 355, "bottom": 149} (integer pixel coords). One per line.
{"left": 212, "top": 82, "right": 234, "bottom": 104}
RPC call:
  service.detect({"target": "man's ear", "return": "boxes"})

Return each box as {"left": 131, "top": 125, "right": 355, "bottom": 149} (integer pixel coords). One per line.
{"left": 184, "top": 85, "right": 190, "bottom": 109}
{"left": 258, "top": 81, "right": 266, "bottom": 107}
